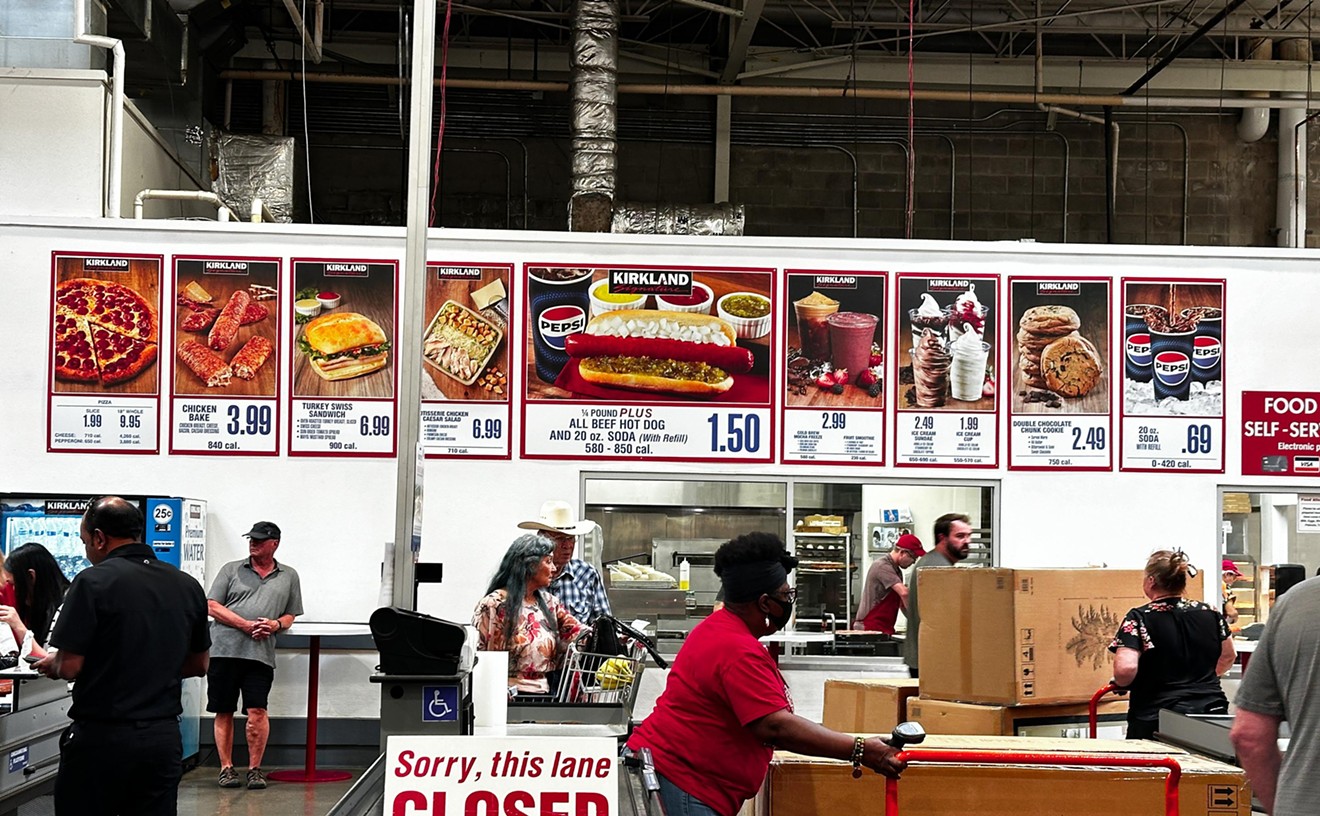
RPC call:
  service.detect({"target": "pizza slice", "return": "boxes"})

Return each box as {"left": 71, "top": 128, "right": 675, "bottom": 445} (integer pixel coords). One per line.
{"left": 91, "top": 282, "right": 158, "bottom": 342}
{"left": 53, "top": 278, "right": 104, "bottom": 320}
{"left": 87, "top": 323, "right": 158, "bottom": 385}
{"left": 52, "top": 313, "right": 99, "bottom": 383}
{"left": 240, "top": 300, "right": 269, "bottom": 325}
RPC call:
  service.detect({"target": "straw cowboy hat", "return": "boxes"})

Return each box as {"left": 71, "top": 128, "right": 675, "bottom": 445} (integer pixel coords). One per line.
{"left": 516, "top": 500, "right": 596, "bottom": 536}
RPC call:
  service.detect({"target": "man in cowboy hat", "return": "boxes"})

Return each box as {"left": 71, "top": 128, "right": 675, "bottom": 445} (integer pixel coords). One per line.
{"left": 518, "top": 501, "right": 612, "bottom": 625}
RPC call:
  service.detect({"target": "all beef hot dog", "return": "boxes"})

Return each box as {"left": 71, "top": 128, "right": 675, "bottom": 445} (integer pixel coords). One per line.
{"left": 566, "top": 309, "right": 752, "bottom": 396}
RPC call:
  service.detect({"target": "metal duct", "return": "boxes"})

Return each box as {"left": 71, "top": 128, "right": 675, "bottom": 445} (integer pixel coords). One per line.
{"left": 212, "top": 132, "right": 295, "bottom": 223}
{"left": 612, "top": 202, "right": 746, "bottom": 236}
{"left": 568, "top": 0, "right": 619, "bottom": 232}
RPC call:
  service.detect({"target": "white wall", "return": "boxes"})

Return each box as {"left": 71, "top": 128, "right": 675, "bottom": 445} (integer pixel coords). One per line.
{"left": 5, "top": 217, "right": 1320, "bottom": 720}
{"left": 0, "top": 69, "right": 212, "bottom": 220}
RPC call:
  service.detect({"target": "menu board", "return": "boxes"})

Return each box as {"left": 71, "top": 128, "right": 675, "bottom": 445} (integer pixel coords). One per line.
{"left": 48, "top": 252, "right": 163, "bottom": 454}
{"left": 893, "top": 274, "right": 999, "bottom": 467}
{"left": 781, "top": 270, "right": 886, "bottom": 465}
{"left": 420, "top": 263, "right": 514, "bottom": 459}
{"left": 287, "top": 258, "right": 399, "bottom": 457}
{"left": 1007, "top": 278, "right": 1112, "bottom": 470}
{"left": 521, "top": 264, "right": 776, "bottom": 462}
{"left": 168, "top": 256, "right": 282, "bottom": 456}
{"left": 1119, "top": 278, "right": 1225, "bottom": 472}
{"left": 1241, "top": 391, "right": 1320, "bottom": 476}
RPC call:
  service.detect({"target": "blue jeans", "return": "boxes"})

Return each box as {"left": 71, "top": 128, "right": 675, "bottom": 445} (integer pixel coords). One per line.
{"left": 657, "top": 772, "right": 722, "bottom": 816}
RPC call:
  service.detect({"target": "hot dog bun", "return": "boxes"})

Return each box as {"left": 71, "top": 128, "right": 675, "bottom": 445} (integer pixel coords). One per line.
{"left": 578, "top": 357, "right": 733, "bottom": 395}
{"left": 585, "top": 310, "right": 737, "bottom": 346}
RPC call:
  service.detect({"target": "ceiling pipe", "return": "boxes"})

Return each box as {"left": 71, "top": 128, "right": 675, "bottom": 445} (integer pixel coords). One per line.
{"left": 134, "top": 189, "right": 234, "bottom": 221}
{"left": 1277, "top": 39, "right": 1311, "bottom": 248}
{"left": 1238, "top": 39, "right": 1272, "bottom": 143}
{"left": 74, "top": 0, "right": 124, "bottom": 218}
{"left": 217, "top": 69, "right": 1319, "bottom": 109}
{"left": 568, "top": 0, "right": 619, "bottom": 231}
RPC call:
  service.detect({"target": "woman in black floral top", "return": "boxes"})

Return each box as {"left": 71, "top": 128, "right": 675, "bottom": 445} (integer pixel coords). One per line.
{"left": 1108, "top": 550, "right": 1237, "bottom": 739}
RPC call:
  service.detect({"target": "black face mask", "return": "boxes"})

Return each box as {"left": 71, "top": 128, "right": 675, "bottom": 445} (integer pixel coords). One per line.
{"left": 761, "top": 595, "right": 794, "bottom": 631}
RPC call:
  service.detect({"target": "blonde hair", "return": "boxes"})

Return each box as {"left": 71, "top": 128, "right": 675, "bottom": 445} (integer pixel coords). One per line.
{"left": 1145, "top": 549, "right": 1193, "bottom": 595}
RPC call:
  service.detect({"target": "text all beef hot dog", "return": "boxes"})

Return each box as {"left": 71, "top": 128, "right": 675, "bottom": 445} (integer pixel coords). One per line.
{"left": 565, "top": 309, "right": 753, "bottom": 395}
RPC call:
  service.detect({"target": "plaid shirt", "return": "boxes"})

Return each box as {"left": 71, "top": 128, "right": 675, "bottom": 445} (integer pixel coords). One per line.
{"left": 549, "top": 559, "right": 612, "bottom": 625}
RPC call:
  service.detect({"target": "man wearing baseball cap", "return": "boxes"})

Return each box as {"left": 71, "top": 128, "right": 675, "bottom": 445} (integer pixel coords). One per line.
{"left": 206, "top": 521, "right": 303, "bottom": 790}
{"left": 518, "top": 501, "right": 612, "bottom": 625}
{"left": 1222, "top": 559, "right": 1243, "bottom": 626}
{"left": 853, "top": 534, "right": 926, "bottom": 633}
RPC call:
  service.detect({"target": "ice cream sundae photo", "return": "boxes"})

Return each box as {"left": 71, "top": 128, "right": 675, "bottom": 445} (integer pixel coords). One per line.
{"left": 899, "top": 279, "right": 996, "bottom": 409}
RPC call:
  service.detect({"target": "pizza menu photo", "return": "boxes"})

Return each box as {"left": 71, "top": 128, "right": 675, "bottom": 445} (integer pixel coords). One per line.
{"left": 48, "top": 253, "right": 165, "bottom": 453}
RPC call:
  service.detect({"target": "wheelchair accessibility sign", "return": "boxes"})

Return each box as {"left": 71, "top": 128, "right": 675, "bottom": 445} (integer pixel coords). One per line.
{"left": 422, "top": 686, "right": 459, "bottom": 722}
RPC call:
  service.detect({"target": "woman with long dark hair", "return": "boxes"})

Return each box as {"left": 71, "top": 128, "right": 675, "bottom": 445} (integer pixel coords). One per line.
{"left": 472, "top": 534, "right": 586, "bottom": 694}
{"left": 0, "top": 543, "right": 71, "bottom": 655}
{"left": 1109, "top": 549, "right": 1236, "bottom": 739}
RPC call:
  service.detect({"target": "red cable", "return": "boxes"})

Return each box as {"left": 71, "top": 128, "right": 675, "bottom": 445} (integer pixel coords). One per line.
{"left": 906, "top": 0, "right": 915, "bottom": 239}
{"left": 429, "top": 0, "right": 455, "bottom": 227}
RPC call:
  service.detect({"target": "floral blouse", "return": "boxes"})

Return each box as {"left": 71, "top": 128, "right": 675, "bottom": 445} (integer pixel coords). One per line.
{"left": 472, "top": 589, "right": 585, "bottom": 693}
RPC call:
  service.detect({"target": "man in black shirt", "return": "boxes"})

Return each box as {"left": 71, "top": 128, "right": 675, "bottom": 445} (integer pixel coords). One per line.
{"left": 35, "top": 497, "right": 210, "bottom": 816}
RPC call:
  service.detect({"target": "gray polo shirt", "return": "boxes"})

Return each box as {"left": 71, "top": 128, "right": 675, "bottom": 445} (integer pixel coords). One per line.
{"left": 207, "top": 559, "right": 304, "bottom": 667}
{"left": 1235, "top": 577, "right": 1320, "bottom": 816}
{"left": 901, "top": 549, "right": 954, "bottom": 670}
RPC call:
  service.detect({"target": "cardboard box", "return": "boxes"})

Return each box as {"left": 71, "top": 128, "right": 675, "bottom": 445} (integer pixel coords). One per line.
{"left": 822, "top": 678, "right": 920, "bottom": 733}
{"left": 918, "top": 568, "right": 1203, "bottom": 706}
{"left": 906, "top": 695, "right": 1128, "bottom": 737}
{"left": 762, "top": 735, "right": 1250, "bottom": 816}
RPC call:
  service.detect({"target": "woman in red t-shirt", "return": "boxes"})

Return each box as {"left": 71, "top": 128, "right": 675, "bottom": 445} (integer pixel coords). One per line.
{"left": 628, "top": 532, "right": 906, "bottom": 816}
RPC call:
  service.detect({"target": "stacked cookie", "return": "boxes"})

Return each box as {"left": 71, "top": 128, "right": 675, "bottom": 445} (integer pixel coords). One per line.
{"left": 1016, "top": 306, "right": 1103, "bottom": 398}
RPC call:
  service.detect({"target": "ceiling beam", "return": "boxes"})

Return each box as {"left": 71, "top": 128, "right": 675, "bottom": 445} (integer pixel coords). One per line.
{"left": 721, "top": 0, "right": 767, "bottom": 83}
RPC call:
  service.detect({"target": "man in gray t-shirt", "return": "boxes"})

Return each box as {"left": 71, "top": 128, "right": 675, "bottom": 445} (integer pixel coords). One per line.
{"left": 1232, "top": 576, "right": 1320, "bottom": 816}
{"left": 901, "top": 513, "right": 972, "bottom": 678}
{"left": 206, "top": 521, "right": 303, "bottom": 790}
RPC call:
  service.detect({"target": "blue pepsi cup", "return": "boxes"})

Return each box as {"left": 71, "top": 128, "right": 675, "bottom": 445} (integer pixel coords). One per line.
{"left": 529, "top": 268, "right": 592, "bottom": 383}
{"left": 1182, "top": 307, "right": 1222, "bottom": 384}
{"left": 1123, "top": 304, "right": 1161, "bottom": 383}
{"left": 1149, "top": 326, "right": 1195, "bottom": 401}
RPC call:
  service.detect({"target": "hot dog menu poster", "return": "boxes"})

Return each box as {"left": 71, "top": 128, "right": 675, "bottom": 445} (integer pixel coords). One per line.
{"left": 169, "top": 257, "right": 282, "bottom": 456}
{"left": 1007, "top": 278, "right": 1112, "bottom": 471}
{"left": 420, "top": 263, "right": 514, "bottom": 459}
{"left": 287, "top": 258, "right": 399, "bottom": 457}
{"left": 1119, "top": 278, "right": 1225, "bottom": 473}
{"left": 781, "top": 270, "right": 887, "bottom": 465}
{"left": 893, "top": 274, "right": 999, "bottom": 467}
{"left": 521, "top": 264, "right": 776, "bottom": 462}
{"left": 48, "top": 252, "right": 163, "bottom": 453}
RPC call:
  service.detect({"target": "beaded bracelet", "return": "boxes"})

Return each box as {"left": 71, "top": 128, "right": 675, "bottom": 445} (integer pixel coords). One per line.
{"left": 850, "top": 736, "right": 866, "bottom": 778}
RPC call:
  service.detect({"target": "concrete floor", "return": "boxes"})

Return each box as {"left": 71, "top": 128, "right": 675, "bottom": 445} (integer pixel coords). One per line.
{"left": 17, "top": 766, "right": 367, "bottom": 816}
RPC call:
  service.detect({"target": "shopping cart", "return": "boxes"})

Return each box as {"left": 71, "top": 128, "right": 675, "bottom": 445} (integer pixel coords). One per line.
{"left": 557, "top": 640, "right": 648, "bottom": 704}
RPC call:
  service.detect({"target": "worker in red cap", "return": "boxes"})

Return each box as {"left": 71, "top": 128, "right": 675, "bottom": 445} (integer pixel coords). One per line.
{"left": 1222, "top": 559, "right": 1243, "bottom": 626}
{"left": 853, "top": 534, "right": 926, "bottom": 633}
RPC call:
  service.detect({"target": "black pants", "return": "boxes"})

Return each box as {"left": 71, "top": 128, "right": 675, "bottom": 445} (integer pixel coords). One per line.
{"left": 56, "top": 719, "right": 182, "bottom": 816}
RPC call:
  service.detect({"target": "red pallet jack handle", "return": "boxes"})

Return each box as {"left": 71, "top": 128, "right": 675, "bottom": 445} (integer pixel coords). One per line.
{"left": 1089, "top": 682, "right": 1123, "bottom": 739}
{"left": 883, "top": 749, "right": 1181, "bottom": 816}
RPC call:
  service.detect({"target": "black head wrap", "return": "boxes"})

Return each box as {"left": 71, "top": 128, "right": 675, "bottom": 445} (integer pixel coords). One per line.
{"left": 721, "top": 552, "right": 798, "bottom": 603}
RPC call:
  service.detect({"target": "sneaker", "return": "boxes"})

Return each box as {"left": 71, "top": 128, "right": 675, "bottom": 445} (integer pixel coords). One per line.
{"left": 217, "top": 766, "right": 241, "bottom": 788}
{"left": 246, "top": 767, "right": 267, "bottom": 790}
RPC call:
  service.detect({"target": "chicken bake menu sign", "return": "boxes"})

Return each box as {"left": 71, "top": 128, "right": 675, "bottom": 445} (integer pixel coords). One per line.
{"left": 893, "top": 274, "right": 999, "bottom": 467}
{"left": 169, "top": 256, "right": 282, "bottom": 455}
{"left": 48, "top": 252, "right": 164, "bottom": 454}
{"left": 519, "top": 264, "right": 776, "bottom": 462}
{"left": 287, "top": 258, "right": 400, "bottom": 457}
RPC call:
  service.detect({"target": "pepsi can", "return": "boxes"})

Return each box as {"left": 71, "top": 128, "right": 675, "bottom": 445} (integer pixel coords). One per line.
{"left": 1149, "top": 327, "right": 1195, "bottom": 401}
{"left": 529, "top": 267, "right": 592, "bottom": 383}
{"left": 1123, "top": 304, "right": 1160, "bottom": 383}
{"left": 1182, "top": 307, "right": 1222, "bottom": 384}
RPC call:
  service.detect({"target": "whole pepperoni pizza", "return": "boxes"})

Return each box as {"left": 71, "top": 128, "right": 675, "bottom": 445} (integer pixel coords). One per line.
{"left": 53, "top": 278, "right": 159, "bottom": 385}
